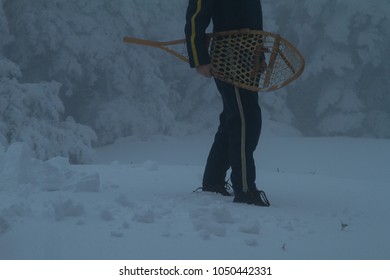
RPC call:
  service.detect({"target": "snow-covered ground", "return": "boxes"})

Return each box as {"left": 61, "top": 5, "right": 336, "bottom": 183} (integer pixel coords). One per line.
{"left": 1, "top": 125, "right": 389, "bottom": 260}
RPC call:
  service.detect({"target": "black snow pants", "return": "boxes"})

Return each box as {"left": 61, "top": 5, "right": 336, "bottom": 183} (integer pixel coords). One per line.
{"left": 202, "top": 79, "right": 262, "bottom": 194}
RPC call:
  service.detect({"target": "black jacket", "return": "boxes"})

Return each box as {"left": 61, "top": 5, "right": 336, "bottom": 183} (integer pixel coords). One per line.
{"left": 185, "top": 0, "right": 263, "bottom": 67}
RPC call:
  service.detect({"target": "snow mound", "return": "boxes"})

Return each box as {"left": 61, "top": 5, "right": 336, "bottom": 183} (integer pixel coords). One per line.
{"left": 0, "top": 143, "right": 100, "bottom": 193}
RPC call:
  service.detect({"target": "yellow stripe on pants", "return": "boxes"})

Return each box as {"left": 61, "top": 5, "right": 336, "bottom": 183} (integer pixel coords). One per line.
{"left": 234, "top": 86, "right": 249, "bottom": 193}
{"left": 190, "top": 0, "right": 202, "bottom": 66}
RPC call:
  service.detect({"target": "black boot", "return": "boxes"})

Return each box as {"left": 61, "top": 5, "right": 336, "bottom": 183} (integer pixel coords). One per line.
{"left": 194, "top": 182, "right": 232, "bottom": 196}
{"left": 233, "top": 189, "right": 270, "bottom": 207}
{"left": 203, "top": 184, "right": 232, "bottom": 196}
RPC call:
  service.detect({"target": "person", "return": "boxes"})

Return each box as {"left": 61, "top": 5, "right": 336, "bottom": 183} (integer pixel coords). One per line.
{"left": 185, "top": 0, "right": 270, "bottom": 206}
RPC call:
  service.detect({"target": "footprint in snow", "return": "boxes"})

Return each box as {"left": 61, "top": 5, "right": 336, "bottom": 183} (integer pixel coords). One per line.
{"left": 239, "top": 219, "right": 260, "bottom": 235}
{"left": 132, "top": 208, "right": 156, "bottom": 224}
{"left": 189, "top": 205, "right": 234, "bottom": 239}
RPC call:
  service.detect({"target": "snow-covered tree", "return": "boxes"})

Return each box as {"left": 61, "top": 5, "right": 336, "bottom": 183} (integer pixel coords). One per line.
{"left": 267, "top": 0, "right": 390, "bottom": 137}
{"left": 1, "top": 1, "right": 96, "bottom": 163}
{"left": 2, "top": 0, "right": 202, "bottom": 144}
{"left": 0, "top": 76, "right": 97, "bottom": 163}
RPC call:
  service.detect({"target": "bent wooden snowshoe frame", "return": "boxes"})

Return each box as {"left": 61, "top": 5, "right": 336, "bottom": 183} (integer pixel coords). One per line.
{"left": 123, "top": 29, "right": 305, "bottom": 92}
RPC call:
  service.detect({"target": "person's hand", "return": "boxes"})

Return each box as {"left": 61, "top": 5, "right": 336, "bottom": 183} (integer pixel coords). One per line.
{"left": 196, "top": 64, "right": 213, "bottom": 78}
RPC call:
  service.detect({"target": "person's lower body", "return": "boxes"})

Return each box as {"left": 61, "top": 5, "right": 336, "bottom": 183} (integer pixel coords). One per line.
{"left": 202, "top": 79, "right": 267, "bottom": 205}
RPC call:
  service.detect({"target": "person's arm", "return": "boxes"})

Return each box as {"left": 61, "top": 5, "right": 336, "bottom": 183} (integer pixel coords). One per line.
{"left": 184, "top": 0, "right": 215, "bottom": 70}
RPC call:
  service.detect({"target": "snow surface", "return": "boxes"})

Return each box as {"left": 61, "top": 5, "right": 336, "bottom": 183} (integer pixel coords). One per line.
{"left": 1, "top": 125, "right": 389, "bottom": 260}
